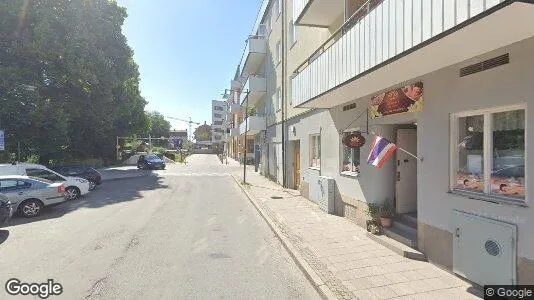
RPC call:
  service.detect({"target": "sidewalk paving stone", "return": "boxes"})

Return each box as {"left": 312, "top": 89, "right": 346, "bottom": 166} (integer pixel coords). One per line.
{"left": 228, "top": 158, "right": 481, "bottom": 299}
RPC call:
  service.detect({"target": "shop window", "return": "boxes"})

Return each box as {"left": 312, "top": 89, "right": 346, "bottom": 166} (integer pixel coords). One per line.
{"left": 310, "top": 134, "right": 321, "bottom": 169}
{"left": 452, "top": 106, "right": 526, "bottom": 202}
{"left": 342, "top": 132, "right": 361, "bottom": 176}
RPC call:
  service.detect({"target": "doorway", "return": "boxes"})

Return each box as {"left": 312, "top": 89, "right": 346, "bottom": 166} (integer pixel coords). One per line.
{"left": 293, "top": 141, "right": 301, "bottom": 190}
{"left": 395, "top": 128, "right": 418, "bottom": 215}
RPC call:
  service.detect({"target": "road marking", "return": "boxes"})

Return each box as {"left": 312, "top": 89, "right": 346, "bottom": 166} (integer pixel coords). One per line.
{"left": 161, "top": 172, "right": 231, "bottom": 177}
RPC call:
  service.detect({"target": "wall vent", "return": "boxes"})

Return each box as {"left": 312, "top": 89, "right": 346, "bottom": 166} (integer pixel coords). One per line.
{"left": 343, "top": 103, "right": 357, "bottom": 111}
{"left": 460, "top": 54, "right": 509, "bottom": 77}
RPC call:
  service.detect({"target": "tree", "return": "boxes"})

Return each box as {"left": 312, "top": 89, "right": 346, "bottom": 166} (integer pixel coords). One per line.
{"left": 146, "top": 111, "right": 171, "bottom": 138}
{"left": 194, "top": 123, "right": 212, "bottom": 141}
{"left": 0, "top": 0, "right": 149, "bottom": 164}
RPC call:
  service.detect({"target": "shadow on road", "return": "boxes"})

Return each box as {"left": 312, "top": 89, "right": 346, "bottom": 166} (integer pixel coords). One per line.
{"left": 4, "top": 174, "right": 168, "bottom": 228}
{"left": 0, "top": 229, "right": 9, "bottom": 245}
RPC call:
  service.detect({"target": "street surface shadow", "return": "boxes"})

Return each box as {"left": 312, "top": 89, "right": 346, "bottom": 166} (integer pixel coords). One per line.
{"left": 4, "top": 174, "right": 168, "bottom": 227}
{"left": 0, "top": 229, "right": 9, "bottom": 244}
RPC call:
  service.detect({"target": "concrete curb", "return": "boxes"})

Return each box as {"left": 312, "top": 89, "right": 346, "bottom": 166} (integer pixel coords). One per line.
{"left": 231, "top": 175, "right": 337, "bottom": 300}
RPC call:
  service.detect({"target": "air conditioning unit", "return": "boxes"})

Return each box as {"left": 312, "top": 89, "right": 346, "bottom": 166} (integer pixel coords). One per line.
{"left": 317, "top": 176, "right": 335, "bottom": 214}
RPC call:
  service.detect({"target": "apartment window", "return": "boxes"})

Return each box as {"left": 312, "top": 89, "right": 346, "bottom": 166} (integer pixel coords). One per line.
{"left": 289, "top": 20, "right": 298, "bottom": 46}
{"left": 451, "top": 106, "right": 526, "bottom": 202}
{"left": 276, "top": 41, "right": 281, "bottom": 64}
{"left": 214, "top": 121, "right": 223, "bottom": 126}
{"left": 276, "top": 88, "right": 282, "bottom": 111}
{"left": 310, "top": 134, "right": 321, "bottom": 169}
{"left": 214, "top": 113, "right": 222, "bottom": 118}
{"left": 214, "top": 106, "right": 223, "bottom": 111}
{"left": 342, "top": 132, "right": 361, "bottom": 175}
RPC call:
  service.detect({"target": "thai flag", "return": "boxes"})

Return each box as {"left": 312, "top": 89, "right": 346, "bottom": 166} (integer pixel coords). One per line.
{"left": 367, "top": 136, "right": 397, "bottom": 168}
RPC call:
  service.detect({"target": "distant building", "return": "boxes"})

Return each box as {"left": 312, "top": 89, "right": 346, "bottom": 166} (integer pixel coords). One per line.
{"left": 169, "top": 129, "right": 188, "bottom": 140}
{"left": 212, "top": 100, "right": 226, "bottom": 150}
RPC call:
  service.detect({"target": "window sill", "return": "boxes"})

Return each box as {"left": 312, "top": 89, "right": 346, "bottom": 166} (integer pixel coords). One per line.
{"left": 340, "top": 171, "right": 359, "bottom": 178}
{"left": 309, "top": 166, "right": 320, "bottom": 171}
{"left": 448, "top": 190, "right": 528, "bottom": 207}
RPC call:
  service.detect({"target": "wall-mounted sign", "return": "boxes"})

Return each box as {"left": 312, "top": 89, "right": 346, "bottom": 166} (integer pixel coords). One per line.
{"left": 343, "top": 133, "right": 366, "bottom": 148}
{"left": 0, "top": 130, "right": 4, "bottom": 150}
{"left": 369, "top": 82, "right": 424, "bottom": 119}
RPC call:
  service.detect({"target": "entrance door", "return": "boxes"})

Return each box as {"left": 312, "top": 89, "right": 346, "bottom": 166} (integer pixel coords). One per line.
{"left": 294, "top": 141, "right": 301, "bottom": 190}
{"left": 396, "top": 129, "right": 417, "bottom": 214}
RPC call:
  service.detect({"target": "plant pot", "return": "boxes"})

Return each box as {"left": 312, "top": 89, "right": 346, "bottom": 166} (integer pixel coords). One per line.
{"left": 380, "top": 217, "right": 392, "bottom": 228}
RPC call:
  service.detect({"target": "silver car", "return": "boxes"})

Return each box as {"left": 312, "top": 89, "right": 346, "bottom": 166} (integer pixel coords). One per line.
{"left": 0, "top": 176, "right": 66, "bottom": 218}
{"left": 0, "top": 192, "right": 12, "bottom": 226}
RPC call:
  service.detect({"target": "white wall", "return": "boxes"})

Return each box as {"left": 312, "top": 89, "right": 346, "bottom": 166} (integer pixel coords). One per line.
{"left": 418, "top": 38, "right": 534, "bottom": 260}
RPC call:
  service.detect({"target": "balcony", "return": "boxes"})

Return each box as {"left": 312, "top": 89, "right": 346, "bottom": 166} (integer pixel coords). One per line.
{"left": 231, "top": 79, "right": 242, "bottom": 91}
{"left": 230, "top": 103, "right": 241, "bottom": 113}
{"left": 230, "top": 127, "right": 240, "bottom": 137}
{"left": 293, "top": 0, "right": 344, "bottom": 27}
{"left": 240, "top": 75, "right": 267, "bottom": 107}
{"left": 292, "top": 0, "right": 534, "bottom": 108}
{"left": 239, "top": 115, "right": 266, "bottom": 136}
{"left": 239, "top": 25, "right": 267, "bottom": 80}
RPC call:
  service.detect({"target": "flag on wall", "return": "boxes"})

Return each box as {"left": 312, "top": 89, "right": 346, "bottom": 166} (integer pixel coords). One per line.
{"left": 367, "top": 136, "right": 397, "bottom": 168}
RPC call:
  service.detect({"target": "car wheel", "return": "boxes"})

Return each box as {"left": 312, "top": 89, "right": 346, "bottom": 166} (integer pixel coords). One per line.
{"left": 19, "top": 199, "right": 43, "bottom": 218}
{"left": 65, "top": 187, "right": 80, "bottom": 200}
{"left": 88, "top": 180, "right": 97, "bottom": 191}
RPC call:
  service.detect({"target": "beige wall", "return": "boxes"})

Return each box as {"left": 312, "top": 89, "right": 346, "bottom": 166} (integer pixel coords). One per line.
{"left": 284, "top": 0, "right": 343, "bottom": 121}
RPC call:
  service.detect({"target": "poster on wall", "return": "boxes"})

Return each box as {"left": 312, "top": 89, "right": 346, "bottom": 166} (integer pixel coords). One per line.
{"left": 369, "top": 82, "right": 424, "bottom": 119}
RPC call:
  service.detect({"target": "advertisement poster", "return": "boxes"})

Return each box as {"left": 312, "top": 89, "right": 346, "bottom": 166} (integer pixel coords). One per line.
{"left": 0, "top": 130, "right": 4, "bottom": 150}
{"left": 369, "top": 82, "right": 424, "bottom": 119}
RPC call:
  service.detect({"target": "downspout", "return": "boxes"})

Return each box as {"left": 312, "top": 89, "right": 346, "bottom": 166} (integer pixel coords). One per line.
{"left": 281, "top": 0, "right": 287, "bottom": 188}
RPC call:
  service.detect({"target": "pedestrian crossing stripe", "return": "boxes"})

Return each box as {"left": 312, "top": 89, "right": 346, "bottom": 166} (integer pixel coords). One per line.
{"left": 160, "top": 172, "right": 231, "bottom": 177}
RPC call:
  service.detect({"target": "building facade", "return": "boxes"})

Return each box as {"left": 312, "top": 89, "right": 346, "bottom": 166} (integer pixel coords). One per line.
{"left": 212, "top": 100, "right": 226, "bottom": 152}
{"left": 224, "top": 0, "right": 534, "bottom": 286}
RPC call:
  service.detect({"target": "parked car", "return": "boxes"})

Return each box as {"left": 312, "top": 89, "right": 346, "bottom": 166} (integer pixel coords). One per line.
{"left": 137, "top": 154, "right": 166, "bottom": 170}
{"left": 51, "top": 165, "right": 102, "bottom": 191}
{"left": 0, "top": 163, "right": 90, "bottom": 200}
{"left": 0, "top": 176, "right": 66, "bottom": 217}
{"left": 0, "top": 192, "right": 12, "bottom": 226}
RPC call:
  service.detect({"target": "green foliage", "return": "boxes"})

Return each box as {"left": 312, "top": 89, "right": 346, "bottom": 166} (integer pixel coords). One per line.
{"left": 379, "top": 199, "right": 394, "bottom": 218}
{"left": 0, "top": 0, "right": 148, "bottom": 164}
{"left": 146, "top": 111, "right": 171, "bottom": 139}
{"left": 194, "top": 124, "right": 211, "bottom": 141}
{"left": 366, "top": 203, "right": 380, "bottom": 222}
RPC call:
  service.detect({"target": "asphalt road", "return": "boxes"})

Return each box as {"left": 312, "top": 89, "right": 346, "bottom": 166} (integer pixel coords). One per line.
{"left": 0, "top": 154, "right": 319, "bottom": 299}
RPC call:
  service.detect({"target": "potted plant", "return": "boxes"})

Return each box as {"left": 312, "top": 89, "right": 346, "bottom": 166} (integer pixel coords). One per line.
{"left": 379, "top": 199, "right": 394, "bottom": 228}
{"left": 366, "top": 203, "right": 381, "bottom": 234}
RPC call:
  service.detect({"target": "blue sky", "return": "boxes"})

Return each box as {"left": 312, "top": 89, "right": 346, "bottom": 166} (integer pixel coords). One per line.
{"left": 116, "top": 0, "right": 261, "bottom": 130}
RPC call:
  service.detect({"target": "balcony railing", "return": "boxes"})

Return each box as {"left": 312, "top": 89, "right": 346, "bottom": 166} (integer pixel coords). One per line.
{"left": 292, "top": 0, "right": 506, "bottom": 107}
{"left": 240, "top": 75, "right": 267, "bottom": 107}
{"left": 239, "top": 115, "right": 266, "bottom": 135}
{"left": 238, "top": 24, "right": 267, "bottom": 79}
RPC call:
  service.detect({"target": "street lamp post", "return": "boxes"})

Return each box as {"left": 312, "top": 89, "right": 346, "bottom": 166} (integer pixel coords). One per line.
{"left": 243, "top": 90, "right": 249, "bottom": 184}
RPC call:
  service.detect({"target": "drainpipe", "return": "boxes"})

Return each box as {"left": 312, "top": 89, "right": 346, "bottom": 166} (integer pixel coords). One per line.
{"left": 281, "top": 0, "right": 287, "bottom": 188}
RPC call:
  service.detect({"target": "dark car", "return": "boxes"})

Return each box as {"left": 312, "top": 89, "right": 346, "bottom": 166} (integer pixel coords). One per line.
{"left": 0, "top": 192, "right": 12, "bottom": 226}
{"left": 137, "top": 154, "right": 166, "bottom": 170}
{"left": 51, "top": 165, "right": 102, "bottom": 191}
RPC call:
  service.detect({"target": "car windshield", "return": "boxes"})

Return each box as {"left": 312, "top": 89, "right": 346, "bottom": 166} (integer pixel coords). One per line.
{"left": 29, "top": 176, "right": 54, "bottom": 184}
{"left": 146, "top": 155, "right": 159, "bottom": 160}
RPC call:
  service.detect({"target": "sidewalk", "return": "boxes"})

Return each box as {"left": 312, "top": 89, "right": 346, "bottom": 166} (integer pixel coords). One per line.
{"left": 229, "top": 160, "right": 482, "bottom": 299}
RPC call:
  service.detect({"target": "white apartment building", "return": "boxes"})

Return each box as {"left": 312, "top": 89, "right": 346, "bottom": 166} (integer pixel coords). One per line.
{"left": 227, "top": 0, "right": 534, "bottom": 287}
{"left": 211, "top": 100, "right": 226, "bottom": 150}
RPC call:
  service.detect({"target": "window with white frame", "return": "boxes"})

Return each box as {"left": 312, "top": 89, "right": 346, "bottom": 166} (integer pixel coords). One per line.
{"left": 310, "top": 134, "right": 321, "bottom": 168}
{"left": 276, "top": 88, "right": 282, "bottom": 111}
{"left": 278, "top": 0, "right": 282, "bottom": 16}
{"left": 276, "top": 41, "right": 281, "bottom": 64}
{"left": 451, "top": 105, "right": 526, "bottom": 202}
{"left": 342, "top": 132, "right": 361, "bottom": 174}
{"left": 289, "top": 20, "right": 298, "bottom": 45}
